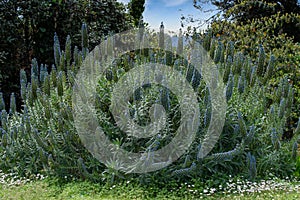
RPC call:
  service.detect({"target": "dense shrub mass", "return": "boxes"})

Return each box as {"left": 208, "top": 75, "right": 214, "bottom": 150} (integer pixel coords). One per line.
{"left": 208, "top": 14, "right": 300, "bottom": 116}
{"left": 0, "top": 23, "right": 299, "bottom": 184}
{"left": 191, "top": 0, "right": 300, "bottom": 128}
{"left": 0, "top": 0, "right": 136, "bottom": 112}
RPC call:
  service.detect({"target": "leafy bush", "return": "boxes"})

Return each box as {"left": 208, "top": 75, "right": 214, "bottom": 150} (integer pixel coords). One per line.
{"left": 187, "top": 3, "right": 300, "bottom": 124}
{"left": 0, "top": 23, "right": 299, "bottom": 184}
{"left": 197, "top": 13, "right": 300, "bottom": 135}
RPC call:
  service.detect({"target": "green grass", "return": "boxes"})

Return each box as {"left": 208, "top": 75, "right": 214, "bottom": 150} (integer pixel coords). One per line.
{"left": 0, "top": 178, "right": 299, "bottom": 200}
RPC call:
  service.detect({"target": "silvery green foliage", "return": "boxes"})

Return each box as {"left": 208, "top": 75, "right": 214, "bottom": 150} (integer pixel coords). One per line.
{"left": 244, "top": 125, "right": 255, "bottom": 145}
{"left": 39, "top": 64, "right": 48, "bottom": 83}
{"left": 177, "top": 28, "right": 183, "bottom": 55}
{"left": 203, "top": 31, "right": 212, "bottom": 51}
{"left": 238, "top": 70, "right": 246, "bottom": 94}
{"left": 59, "top": 51, "right": 66, "bottom": 72}
{"left": 0, "top": 24, "right": 298, "bottom": 182}
{"left": 1, "top": 110, "right": 8, "bottom": 130}
{"left": 9, "top": 93, "right": 16, "bottom": 114}
{"left": 191, "top": 67, "right": 201, "bottom": 90}
{"left": 159, "top": 22, "right": 164, "bottom": 49}
{"left": 238, "top": 112, "right": 247, "bottom": 137}
{"left": 250, "top": 66, "right": 257, "bottom": 86}
{"left": 146, "top": 135, "right": 161, "bottom": 152}
{"left": 77, "top": 157, "right": 93, "bottom": 180}
{"left": 282, "top": 77, "right": 290, "bottom": 98}
{"left": 210, "top": 38, "right": 216, "bottom": 59}
{"left": 81, "top": 23, "right": 88, "bottom": 58}
{"left": 149, "top": 49, "right": 156, "bottom": 62}
{"left": 26, "top": 83, "right": 33, "bottom": 106}
{"left": 31, "top": 73, "right": 38, "bottom": 100}
{"left": 67, "top": 70, "right": 75, "bottom": 86}
{"left": 54, "top": 33, "right": 61, "bottom": 67}
{"left": 160, "top": 88, "right": 170, "bottom": 112}
{"left": 1, "top": 128, "right": 7, "bottom": 147}
{"left": 51, "top": 65, "right": 57, "bottom": 87}
{"left": 294, "top": 118, "right": 300, "bottom": 135}
{"left": 223, "top": 55, "right": 232, "bottom": 83}
{"left": 208, "top": 144, "right": 243, "bottom": 162}
{"left": 244, "top": 58, "right": 252, "bottom": 84}
{"left": 274, "top": 77, "right": 291, "bottom": 104}
{"left": 20, "top": 69, "right": 27, "bottom": 100}
{"left": 226, "top": 73, "right": 234, "bottom": 102}
{"left": 183, "top": 154, "right": 191, "bottom": 168}
{"left": 172, "top": 162, "right": 196, "bottom": 177}
{"left": 233, "top": 52, "right": 244, "bottom": 74}
{"left": 65, "top": 35, "right": 72, "bottom": 68}
{"left": 278, "top": 98, "right": 286, "bottom": 118}
{"left": 31, "top": 58, "right": 39, "bottom": 77}
{"left": 20, "top": 69, "right": 27, "bottom": 84}
{"left": 0, "top": 92, "right": 5, "bottom": 111}
{"left": 57, "top": 71, "right": 64, "bottom": 97}
{"left": 286, "top": 85, "right": 294, "bottom": 117}
{"left": 270, "top": 105, "right": 275, "bottom": 114}
{"left": 204, "top": 107, "right": 211, "bottom": 127}
{"left": 165, "top": 35, "right": 173, "bottom": 65}
{"left": 0, "top": 29, "right": 88, "bottom": 179}
{"left": 43, "top": 75, "right": 50, "bottom": 96}
{"left": 225, "top": 41, "right": 235, "bottom": 60}
{"left": 73, "top": 46, "right": 80, "bottom": 67}
{"left": 292, "top": 141, "right": 298, "bottom": 159}
{"left": 247, "top": 152, "right": 257, "bottom": 180}
{"left": 264, "top": 54, "right": 275, "bottom": 82}
{"left": 186, "top": 64, "right": 194, "bottom": 83}
{"left": 271, "top": 128, "right": 281, "bottom": 150}
{"left": 214, "top": 40, "right": 224, "bottom": 63}
{"left": 203, "top": 88, "right": 211, "bottom": 127}
{"left": 257, "top": 44, "right": 265, "bottom": 76}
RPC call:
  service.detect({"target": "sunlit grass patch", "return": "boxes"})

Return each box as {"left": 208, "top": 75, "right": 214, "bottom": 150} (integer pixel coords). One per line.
{"left": 0, "top": 173, "right": 299, "bottom": 200}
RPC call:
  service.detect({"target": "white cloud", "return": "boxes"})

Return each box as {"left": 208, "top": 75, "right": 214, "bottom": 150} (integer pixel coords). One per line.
{"left": 117, "top": 0, "right": 131, "bottom": 4}
{"left": 162, "top": 0, "right": 189, "bottom": 7}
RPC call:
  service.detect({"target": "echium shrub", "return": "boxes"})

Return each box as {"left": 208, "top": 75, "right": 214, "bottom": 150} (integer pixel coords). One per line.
{"left": 0, "top": 23, "right": 299, "bottom": 184}
{"left": 0, "top": 24, "right": 99, "bottom": 179}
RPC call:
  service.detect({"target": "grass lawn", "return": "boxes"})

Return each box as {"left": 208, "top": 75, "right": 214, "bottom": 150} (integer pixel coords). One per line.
{"left": 0, "top": 178, "right": 299, "bottom": 200}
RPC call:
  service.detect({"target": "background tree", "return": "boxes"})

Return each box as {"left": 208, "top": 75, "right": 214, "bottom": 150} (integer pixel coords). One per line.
{"left": 0, "top": 0, "right": 134, "bottom": 110}
{"left": 128, "top": 0, "right": 146, "bottom": 27}
{"left": 193, "top": 0, "right": 300, "bottom": 41}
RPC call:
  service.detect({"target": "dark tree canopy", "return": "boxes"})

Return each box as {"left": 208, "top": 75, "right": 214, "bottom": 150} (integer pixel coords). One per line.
{"left": 128, "top": 0, "right": 146, "bottom": 27}
{"left": 0, "top": 0, "right": 132, "bottom": 68}
{"left": 210, "top": 0, "right": 299, "bottom": 20}
{"left": 0, "top": 0, "right": 134, "bottom": 110}
{"left": 193, "top": 0, "right": 300, "bottom": 41}
{"left": 193, "top": 0, "right": 300, "bottom": 20}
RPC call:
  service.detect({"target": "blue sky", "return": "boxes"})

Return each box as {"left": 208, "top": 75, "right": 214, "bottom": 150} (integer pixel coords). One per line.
{"left": 117, "top": 0, "right": 216, "bottom": 32}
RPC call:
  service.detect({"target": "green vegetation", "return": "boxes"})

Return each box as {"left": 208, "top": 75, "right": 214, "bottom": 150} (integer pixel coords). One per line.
{"left": 194, "top": 0, "right": 300, "bottom": 42}
{"left": 128, "top": 0, "right": 146, "bottom": 27}
{"left": 0, "top": 22, "right": 299, "bottom": 183}
{"left": 0, "top": 0, "right": 299, "bottom": 198}
{"left": 0, "top": 175, "right": 299, "bottom": 200}
{"left": 0, "top": 0, "right": 138, "bottom": 111}
{"left": 192, "top": 0, "right": 300, "bottom": 126}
